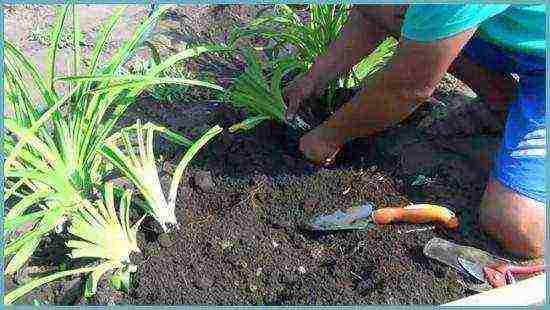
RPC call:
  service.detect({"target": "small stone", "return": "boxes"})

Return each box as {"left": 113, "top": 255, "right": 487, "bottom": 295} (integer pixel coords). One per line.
{"left": 158, "top": 232, "right": 176, "bottom": 248}
{"left": 196, "top": 277, "right": 214, "bottom": 290}
{"left": 192, "top": 170, "right": 215, "bottom": 192}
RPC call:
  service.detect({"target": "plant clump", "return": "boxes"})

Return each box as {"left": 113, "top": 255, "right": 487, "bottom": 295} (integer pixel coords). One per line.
{"left": 3, "top": 4, "right": 225, "bottom": 304}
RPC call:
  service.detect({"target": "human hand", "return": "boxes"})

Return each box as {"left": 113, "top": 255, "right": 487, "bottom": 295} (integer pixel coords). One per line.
{"left": 299, "top": 125, "right": 344, "bottom": 166}
{"left": 282, "top": 73, "right": 324, "bottom": 121}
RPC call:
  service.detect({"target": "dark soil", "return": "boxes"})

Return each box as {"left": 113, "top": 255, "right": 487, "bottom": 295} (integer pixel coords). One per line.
{"left": 90, "top": 80, "right": 508, "bottom": 305}
{"left": 5, "top": 77, "right": 509, "bottom": 306}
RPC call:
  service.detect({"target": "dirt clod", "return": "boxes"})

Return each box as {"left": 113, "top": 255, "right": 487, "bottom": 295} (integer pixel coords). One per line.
{"left": 158, "top": 232, "right": 178, "bottom": 248}
{"left": 192, "top": 170, "right": 215, "bottom": 192}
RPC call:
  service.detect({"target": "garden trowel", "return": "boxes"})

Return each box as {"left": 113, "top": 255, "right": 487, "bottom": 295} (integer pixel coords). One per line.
{"left": 457, "top": 256, "right": 546, "bottom": 289}
{"left": 303, "top": 201, "right": 459, "bottom": 231}
{"left": 423, "top": 237, "right": 518, "bottom": 292}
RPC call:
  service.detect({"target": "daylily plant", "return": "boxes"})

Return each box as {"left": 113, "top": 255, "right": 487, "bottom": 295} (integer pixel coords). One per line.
{"left": 4, "top": 4, "right": 225, "bottom": 304}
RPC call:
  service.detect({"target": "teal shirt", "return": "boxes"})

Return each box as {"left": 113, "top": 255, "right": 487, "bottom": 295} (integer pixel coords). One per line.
{"left": 401, "top": 4, "right": 545, "bottom": 58}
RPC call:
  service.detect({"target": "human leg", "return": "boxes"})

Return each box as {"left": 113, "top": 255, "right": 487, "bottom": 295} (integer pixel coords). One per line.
{"left": 480, "top": 178, "right": 544, "bottom": 258}
{"left": 479, "top": 66, "right": 546, "bottom": 258}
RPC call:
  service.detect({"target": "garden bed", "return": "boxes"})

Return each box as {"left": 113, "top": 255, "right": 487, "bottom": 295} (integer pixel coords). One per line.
{"left": 5, "top": 87, "right": 508, "bottom": 305}
{"left": 4, "top": 4, "right": 514, "bottom": 305}
{"left": 109, "top": 87, "right": 507, "bottom": 305}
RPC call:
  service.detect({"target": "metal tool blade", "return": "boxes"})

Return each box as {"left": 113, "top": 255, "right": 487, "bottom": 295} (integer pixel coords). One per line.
{"left": 305, "top": 201, "right": 375, "bottom": 231}
{"left": 458, "top": 256, "right": 486, "bottom": 283}
{"left": 423, "top": 237, "right": 513, "bottom": 273}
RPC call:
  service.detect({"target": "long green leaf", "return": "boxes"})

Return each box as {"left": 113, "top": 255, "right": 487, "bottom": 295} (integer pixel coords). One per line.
{"left": 88, "top": 6, "right": 127, "bottom": 77}
{"left": 4, "top": 266, "right": 98, "bottom": 304}
{"left": 101, "top": 5, "right": 169, "bottom": 77}
{"left": 4, "top": 89, "right": 74, "bottom": 171}
{"left": 48, "top": 5, "right": 70, "bottom": 92}
{"left": 229, "top": 115, "right": 271, "bottom": 133}
{"left": 4, "top": 41, "right": 57, "bottom": 107}
{"left": 5, "top": 236, "right": 41, "bottom": 275}
{"left": 71, "top": 3, "right": 81, "bottom": 78}
{"left": 5, "top": 189, "right": 52, "bottom": 220}
{"left": 147, "top": 44, "right": 232, "bottom": 77}
{"left": 4, "top": 211, "right": 46, "bottom": 235}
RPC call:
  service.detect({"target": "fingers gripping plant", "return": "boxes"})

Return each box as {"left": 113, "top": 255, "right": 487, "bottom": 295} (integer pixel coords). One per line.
{"left": 4, "top": 4, "right": 226, "bottom": 303}
{"left": 102, "top": 121, "right": 223, "bottom": 232}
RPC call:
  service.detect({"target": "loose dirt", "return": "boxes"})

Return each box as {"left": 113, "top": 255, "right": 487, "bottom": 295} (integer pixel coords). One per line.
{"left": 103, "top": 85, "right": 506, "bottom": 305}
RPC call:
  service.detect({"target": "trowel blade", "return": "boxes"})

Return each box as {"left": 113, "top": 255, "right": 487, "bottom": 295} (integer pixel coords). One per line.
{"left": 305, "top": 202, "right": 375, "bottom": 231}
{"left": 458, "top": 256, "right": 486, "bottom": 283}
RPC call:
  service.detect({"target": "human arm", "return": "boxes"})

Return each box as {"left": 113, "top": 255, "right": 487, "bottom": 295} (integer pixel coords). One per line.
{"left": 284, "top": 5, "right": 407, "bottom": 119}
{"left": 299, "top": 4, "right": 513, "bottom": 165}
{"left": 300, "top": 29, "right": 478, "bottom": 165}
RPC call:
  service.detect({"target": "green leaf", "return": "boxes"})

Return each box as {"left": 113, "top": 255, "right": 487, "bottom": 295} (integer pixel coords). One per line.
{"left": 4, "top": 40, "right": 57, "bottom": 107}
{"left": 48, "top": 5, "right": 70, "bottom": 92}
{"left": 109, "top": 269, "right": 132, "bottom": 293}
{"left": 71, "top": 3, "right": 81, "bottom": 78}
{"left": 229, "top": 116, "right": 271, "bottom": 133}
{"left": 84, "top": 262, "right": 116, "bottom": 298}
{"left": 4, "top": 211, "right": 46, "bottom": 236}
{"left": 5, "top": 189, "right": 52, "bottom": 220}
{"left": 147, "top": 44, "right": 232, "bottom": 77}
{"left": 348, "top": 36, "right": 397, "bottom": 88}
{"left": 5, "top": 206, "right": 67, "bottom": 257}
{"left": 168, "top": 125, "right": 223, "bottom": 207}
{"left": 230, "top": 4, "right": 352, "bottom": 110}
{"left": 4, "top": 90, "right": 73, "bottom": 170}
{"left": 4, "top": 266, "right": 96, "bottom": 305}
{"left": 88, "top": 6, "right": 127, "bottom": 77}
{"left": 5, "top": 236, "right": 41, "bottom": 275}
{"left": 102, "top": 5, "right": 169, "bottom": 77}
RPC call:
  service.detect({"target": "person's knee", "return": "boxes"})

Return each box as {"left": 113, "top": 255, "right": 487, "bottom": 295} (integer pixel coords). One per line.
{"left": 479, "top": 178, "right": 544, "bottom": 258}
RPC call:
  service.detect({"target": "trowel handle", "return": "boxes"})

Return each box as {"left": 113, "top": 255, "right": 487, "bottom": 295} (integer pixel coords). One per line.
{"left": 372, "top": 204, "right": 459, "bottom": 229}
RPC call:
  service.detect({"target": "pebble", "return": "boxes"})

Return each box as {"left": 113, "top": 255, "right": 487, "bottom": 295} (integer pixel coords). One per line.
{"left": 193, "top": 170, "right": 215, "bottom": 192}
{"left": 196, "top": 277, "right": 214, "bottom": 290}
{"left": 158, "top": 232, "right": 176, "bottom": 248}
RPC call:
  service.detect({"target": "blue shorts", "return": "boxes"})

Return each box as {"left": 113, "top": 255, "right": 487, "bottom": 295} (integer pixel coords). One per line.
{"left": 463, "top": 37, "right": 546, "bottom": 203}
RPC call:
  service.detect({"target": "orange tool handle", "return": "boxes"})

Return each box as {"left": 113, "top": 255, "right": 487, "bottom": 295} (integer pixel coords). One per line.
{"left": 372, "top": 204, "right": 459, "bottom": 229}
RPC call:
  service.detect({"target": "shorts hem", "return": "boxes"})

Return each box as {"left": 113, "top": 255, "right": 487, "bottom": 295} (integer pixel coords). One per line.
{"left": 494, "top": 173, "right": 546, "bottom": 204}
